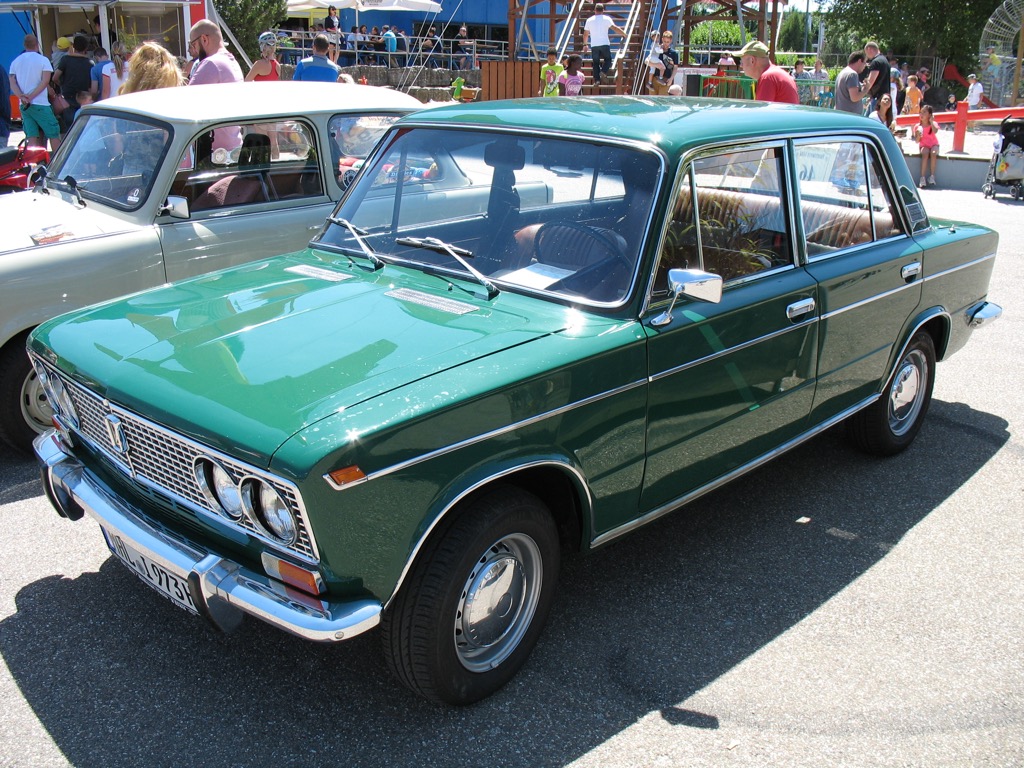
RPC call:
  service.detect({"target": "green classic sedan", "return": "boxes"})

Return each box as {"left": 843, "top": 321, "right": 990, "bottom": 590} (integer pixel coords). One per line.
{"left": 30, "top": 97, "right": 1001, "bottom": 705}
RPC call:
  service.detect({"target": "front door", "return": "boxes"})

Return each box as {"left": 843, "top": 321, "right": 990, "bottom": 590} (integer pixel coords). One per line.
{"left": 158, "top": 119, "right": 332, "bottom": 282}
{"left": 639, "top": 144, "right": 818, "bottom": 516}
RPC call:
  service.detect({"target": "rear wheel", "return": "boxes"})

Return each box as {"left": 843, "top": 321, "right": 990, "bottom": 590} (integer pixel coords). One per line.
{"left": 381, "top": 486, "right": 560, "bottom": 705}
{"left": 847, "top": 332, "right": 935, "bottom": 456}
{"left": 0, "top": 336, "right": 50, "bottom": 454}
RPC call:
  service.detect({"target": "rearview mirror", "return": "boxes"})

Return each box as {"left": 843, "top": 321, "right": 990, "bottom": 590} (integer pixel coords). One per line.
{"left": 159, "top": 195, "right": 190, "bottom": 219}
{"left": 651, "top": 268, "right": 723, "bottom": 327}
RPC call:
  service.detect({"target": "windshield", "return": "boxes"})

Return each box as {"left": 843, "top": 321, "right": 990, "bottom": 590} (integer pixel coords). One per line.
{"left": 49, "top": 113, "right": 170, "bottom": 210}
{"left": 319, "top": 128, "right": 661, "bottom": 305}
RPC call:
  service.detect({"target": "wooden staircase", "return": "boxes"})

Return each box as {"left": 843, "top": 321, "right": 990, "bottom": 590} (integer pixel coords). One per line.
{"left": 566, "top": 0, "right": 661, "bottom": 96}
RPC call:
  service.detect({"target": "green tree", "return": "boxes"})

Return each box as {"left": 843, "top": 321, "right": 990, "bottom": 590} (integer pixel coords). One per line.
{"left": 214, "top": 0, "right": 288, "bottom": 63}
{"left": 822, "top": 0, "right": 1002, "bottom": 73}
{"left": 689, "top": 19, "right": 745, "bottom": 49}
{"left": 778, "top": 10, "right": 806, "bottom": 52}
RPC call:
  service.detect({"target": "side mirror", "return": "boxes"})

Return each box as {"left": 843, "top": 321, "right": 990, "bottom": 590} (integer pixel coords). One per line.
{"left": 651, "top": 268, "right": 723, "bottom": 327}
{"left": 31, "top": 164, "right": 48, "bottom": 186}
{"left": 159, "top": 195, "right": 190, "bottom": 219}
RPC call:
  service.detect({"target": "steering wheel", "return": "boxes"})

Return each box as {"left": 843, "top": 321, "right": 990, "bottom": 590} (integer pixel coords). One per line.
{"left": 534, "top": 222, "right": 633, "bottom": 300}
{"left": 533, "top": 221, "right": 631, "bottom": 272}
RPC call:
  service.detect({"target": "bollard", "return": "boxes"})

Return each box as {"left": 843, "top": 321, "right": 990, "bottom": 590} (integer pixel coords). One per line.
{"left": 953, "top": 100, "right": 969, "bottom": 153}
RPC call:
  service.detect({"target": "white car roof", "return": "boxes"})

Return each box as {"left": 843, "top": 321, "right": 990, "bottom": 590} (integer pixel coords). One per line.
{"left": 86, "top": 81, "right": 423, "bottom": 126}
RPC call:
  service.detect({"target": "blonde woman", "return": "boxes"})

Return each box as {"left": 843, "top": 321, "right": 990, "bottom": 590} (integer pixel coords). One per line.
{"left": 245, "top": 31, "right": 280, "bottom": 81}
{"left": 119, "top": 42, "right": 184, "bottom": 94}
{"left": 101, "top": 40, "right": 130, "bottom": 99}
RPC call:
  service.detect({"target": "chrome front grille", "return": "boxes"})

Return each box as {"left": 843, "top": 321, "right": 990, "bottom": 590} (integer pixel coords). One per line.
{"left": 43, "top": 359, "right": 318, "bottom": 564}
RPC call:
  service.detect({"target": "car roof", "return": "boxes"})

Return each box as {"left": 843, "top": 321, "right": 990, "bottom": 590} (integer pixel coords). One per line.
{"left": 85, "top": 81, "right": 423, "bottom": 126}
{"left": 401, "top": 96, "right": 893, "bottom": 155}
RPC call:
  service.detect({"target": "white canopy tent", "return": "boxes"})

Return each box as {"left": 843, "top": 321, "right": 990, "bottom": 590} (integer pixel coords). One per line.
{"left": 286, "top": 0, "right": 441, "bottom": 17}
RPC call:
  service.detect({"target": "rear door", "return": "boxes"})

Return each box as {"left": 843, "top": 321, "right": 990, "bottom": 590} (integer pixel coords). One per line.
{"left": 793, "top": 138, "right": 923, "bottom": 423}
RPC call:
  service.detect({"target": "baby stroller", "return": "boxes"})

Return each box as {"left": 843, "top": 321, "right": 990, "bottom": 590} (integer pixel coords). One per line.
{"left": 982, "top": 116, "right": 1024, "bottom": 199}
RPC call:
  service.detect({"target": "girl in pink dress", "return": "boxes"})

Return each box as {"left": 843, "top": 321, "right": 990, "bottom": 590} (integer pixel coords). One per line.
{"left": 913, "top": 105, "right": 940, "bottom": 187}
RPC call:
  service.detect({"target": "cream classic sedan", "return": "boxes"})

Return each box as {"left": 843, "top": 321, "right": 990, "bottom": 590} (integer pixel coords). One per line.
{"left": 0, "top": 81, "right": 421, "bottom": 452}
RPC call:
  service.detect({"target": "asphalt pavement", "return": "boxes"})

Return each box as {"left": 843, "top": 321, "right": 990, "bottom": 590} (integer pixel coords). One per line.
{"left": 0, "top": 185, "right": 1021, "bottom": 767}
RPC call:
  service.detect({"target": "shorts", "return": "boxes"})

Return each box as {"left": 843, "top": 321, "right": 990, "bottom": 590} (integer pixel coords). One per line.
{"left": 21, "top": 103, "right": 61, "bottom": 139}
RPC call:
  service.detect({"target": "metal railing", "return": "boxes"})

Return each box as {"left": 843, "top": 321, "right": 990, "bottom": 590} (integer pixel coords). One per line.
{"left": 273, "top": 29, "right": 508, "bottom": 70}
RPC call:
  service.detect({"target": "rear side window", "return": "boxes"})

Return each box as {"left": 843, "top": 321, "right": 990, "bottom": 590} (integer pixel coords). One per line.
{"left": 794, "top": 141, "right": 907, "bottom": 257}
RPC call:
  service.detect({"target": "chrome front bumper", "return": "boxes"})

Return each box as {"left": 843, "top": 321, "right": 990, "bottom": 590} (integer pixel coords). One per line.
{"left": 35, "top": 430, "right": 381, "bottom": 642}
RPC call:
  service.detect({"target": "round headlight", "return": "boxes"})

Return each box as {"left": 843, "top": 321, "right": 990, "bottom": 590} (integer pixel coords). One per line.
{"left": 47, "top": 374, "right": 79, "bottom": 429}
{"left": 242, "top": 478, "right": 297, "bottom": 545}
{"left": 194, "top": 458, "right": 244, "bottom": 520}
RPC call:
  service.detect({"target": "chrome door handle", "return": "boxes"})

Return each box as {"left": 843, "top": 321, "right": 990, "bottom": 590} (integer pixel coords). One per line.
{"left": 786, "top": 297, "right": 816, "bottom": 320}
{"left": 901, "top": 262, "right": 922, "bottom": 281}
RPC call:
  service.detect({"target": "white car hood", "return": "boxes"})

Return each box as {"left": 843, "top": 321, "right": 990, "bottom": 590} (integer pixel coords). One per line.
{"left": 0, "top": 190, "right": 142, "bottom": 255}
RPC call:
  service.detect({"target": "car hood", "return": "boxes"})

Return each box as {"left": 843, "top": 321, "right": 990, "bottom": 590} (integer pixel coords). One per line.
{"left": 33, "top": 251, "right": 574, "bottom": 466}
{"left": 0, "top": 189, "right": 139, "bottom": 255}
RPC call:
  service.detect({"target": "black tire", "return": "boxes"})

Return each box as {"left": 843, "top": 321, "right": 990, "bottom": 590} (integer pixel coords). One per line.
{"left": 847, "top": 332, "right": 936, "bottom": 456}
{"left": 381, "top": 486, "right": 560, "bottom": 705}
{"left": 0, "top": 335, "right": 50, "bottom": 455}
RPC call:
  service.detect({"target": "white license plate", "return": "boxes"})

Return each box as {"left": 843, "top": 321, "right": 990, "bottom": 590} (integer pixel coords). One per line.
{"left": 102, "top": 528, "right": 199, "bottom": 615}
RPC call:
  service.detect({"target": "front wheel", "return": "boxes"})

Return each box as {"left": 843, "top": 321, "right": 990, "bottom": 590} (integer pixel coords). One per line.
{"left": 381, "top": 486, "right": 560, "bottom": 705}
{"left": 0, "top": 336, "right": 51, "bottom": 454}
{"left": 847, "top": 332, "right": 935, "bottom": 456}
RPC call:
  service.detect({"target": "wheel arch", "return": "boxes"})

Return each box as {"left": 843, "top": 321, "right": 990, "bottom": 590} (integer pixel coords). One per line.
{"left": 382, "top": 459, "right": 591, "bottom": 613}
{"left": 892, "top": 308, "right": 951, "bottom": 380}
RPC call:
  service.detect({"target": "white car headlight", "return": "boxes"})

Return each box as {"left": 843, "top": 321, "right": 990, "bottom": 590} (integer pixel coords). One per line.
{"left": 46, "top": 371, "right": 79, "bottom": 429}
{"left": 242, "top": 478, "right": 297, "bottom": 545}
{"left": 194, "top": 458, "right": 245, "bottom": 520}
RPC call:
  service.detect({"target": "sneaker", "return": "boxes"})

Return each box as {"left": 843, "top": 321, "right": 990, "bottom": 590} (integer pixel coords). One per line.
{"left": 928, "top": 175, "right": 936, "bottom": 186}
{"left": 919, "top": 176, "right": 927, "bottom": 188}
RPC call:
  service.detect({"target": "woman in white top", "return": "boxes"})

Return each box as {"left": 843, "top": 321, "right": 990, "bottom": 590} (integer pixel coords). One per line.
{"left": 101, "top": 40, "right": 130, "bottom": 99}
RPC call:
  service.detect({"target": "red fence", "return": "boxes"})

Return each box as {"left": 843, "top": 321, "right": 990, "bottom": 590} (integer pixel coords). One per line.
{"left": 895, "top": 102, "right": 1024, "bottom": 153}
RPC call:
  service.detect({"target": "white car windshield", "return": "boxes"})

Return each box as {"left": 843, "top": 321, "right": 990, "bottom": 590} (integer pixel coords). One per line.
{"left": 319, "top": 128, "right": 662, "bottom": 305}
{"left": 48, "top": 114, "right": 170, "bottom": 210}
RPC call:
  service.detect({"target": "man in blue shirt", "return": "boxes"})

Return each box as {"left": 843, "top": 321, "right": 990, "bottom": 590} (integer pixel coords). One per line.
{"left": 382, "top": 25, "right": 397, "bottom": 67}
{"left": 293, "top": 34, "right": 341, "bottom": 82}
{"left": 89, "top": 47, "right": 108, "bottom": 98}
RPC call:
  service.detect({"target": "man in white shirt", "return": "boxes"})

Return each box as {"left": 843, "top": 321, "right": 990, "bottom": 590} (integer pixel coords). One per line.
{"left": 583, "top": 3, "right": 625, "bottom": 87}
{"left": 8, "top": 34, "right": 61, "bottom": 150}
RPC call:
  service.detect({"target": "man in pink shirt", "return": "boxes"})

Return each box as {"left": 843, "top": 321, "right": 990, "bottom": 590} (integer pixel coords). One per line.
{"left": 186, "top": 20, "right": 242, "bottom": 155}
{"left": 187, "top": 20, "right": 243, "bottom": 85}
{"left": 738, "top": 39, "right": 799, "bottom": 104}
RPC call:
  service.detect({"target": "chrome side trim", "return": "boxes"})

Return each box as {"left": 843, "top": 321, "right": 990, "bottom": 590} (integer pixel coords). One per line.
{"left": 819, "top": 279, "right": 920, "bottom": 322}
{"left": 383, "top": 459, "right": 593, "bottom": 613}
{"left": 648, "top": 318, "right": 818, "bottom": 384}
{"left": 590, "top": 394, "right": 880, "bottom": 548}
{"left": 922, "top": 252, "right": 997, "bottom": 283}
{"left": 323, "top": 378, "right": 647, "bottom": 490}
{"left": 35, "top": 431, "right": 379, "bottom": 643}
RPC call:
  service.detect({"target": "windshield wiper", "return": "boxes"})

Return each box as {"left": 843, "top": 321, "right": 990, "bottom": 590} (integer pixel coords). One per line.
{"left": 395, "top": 236, "right": 499, "bottom": 299}
{"left": 326, "top": 216, "right": 384, "bottom": 270}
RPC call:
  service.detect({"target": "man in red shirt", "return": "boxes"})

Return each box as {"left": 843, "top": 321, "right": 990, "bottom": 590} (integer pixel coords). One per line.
{"left": 738, "top": 39, "right": 799, "bottom": 104}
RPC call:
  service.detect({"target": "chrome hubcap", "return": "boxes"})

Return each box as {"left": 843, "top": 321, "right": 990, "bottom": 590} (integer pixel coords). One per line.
{"left": 888, "top": 349, "right": 925, "bottom": 436}
{"left": 454, "top": 533, "right": 542, "bottom": 672}
{"left": 20, "top": 366, "right": 52, "bottom": 435}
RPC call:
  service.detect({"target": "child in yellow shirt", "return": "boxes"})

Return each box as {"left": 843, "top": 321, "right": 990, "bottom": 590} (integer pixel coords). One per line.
{"left": 903, "top": 75, "right": 922, "bottom": 115}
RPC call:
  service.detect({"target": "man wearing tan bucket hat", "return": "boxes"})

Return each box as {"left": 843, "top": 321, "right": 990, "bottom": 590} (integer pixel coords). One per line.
{"left": 737, "top": 39, "right": 799, "bottom": 104}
